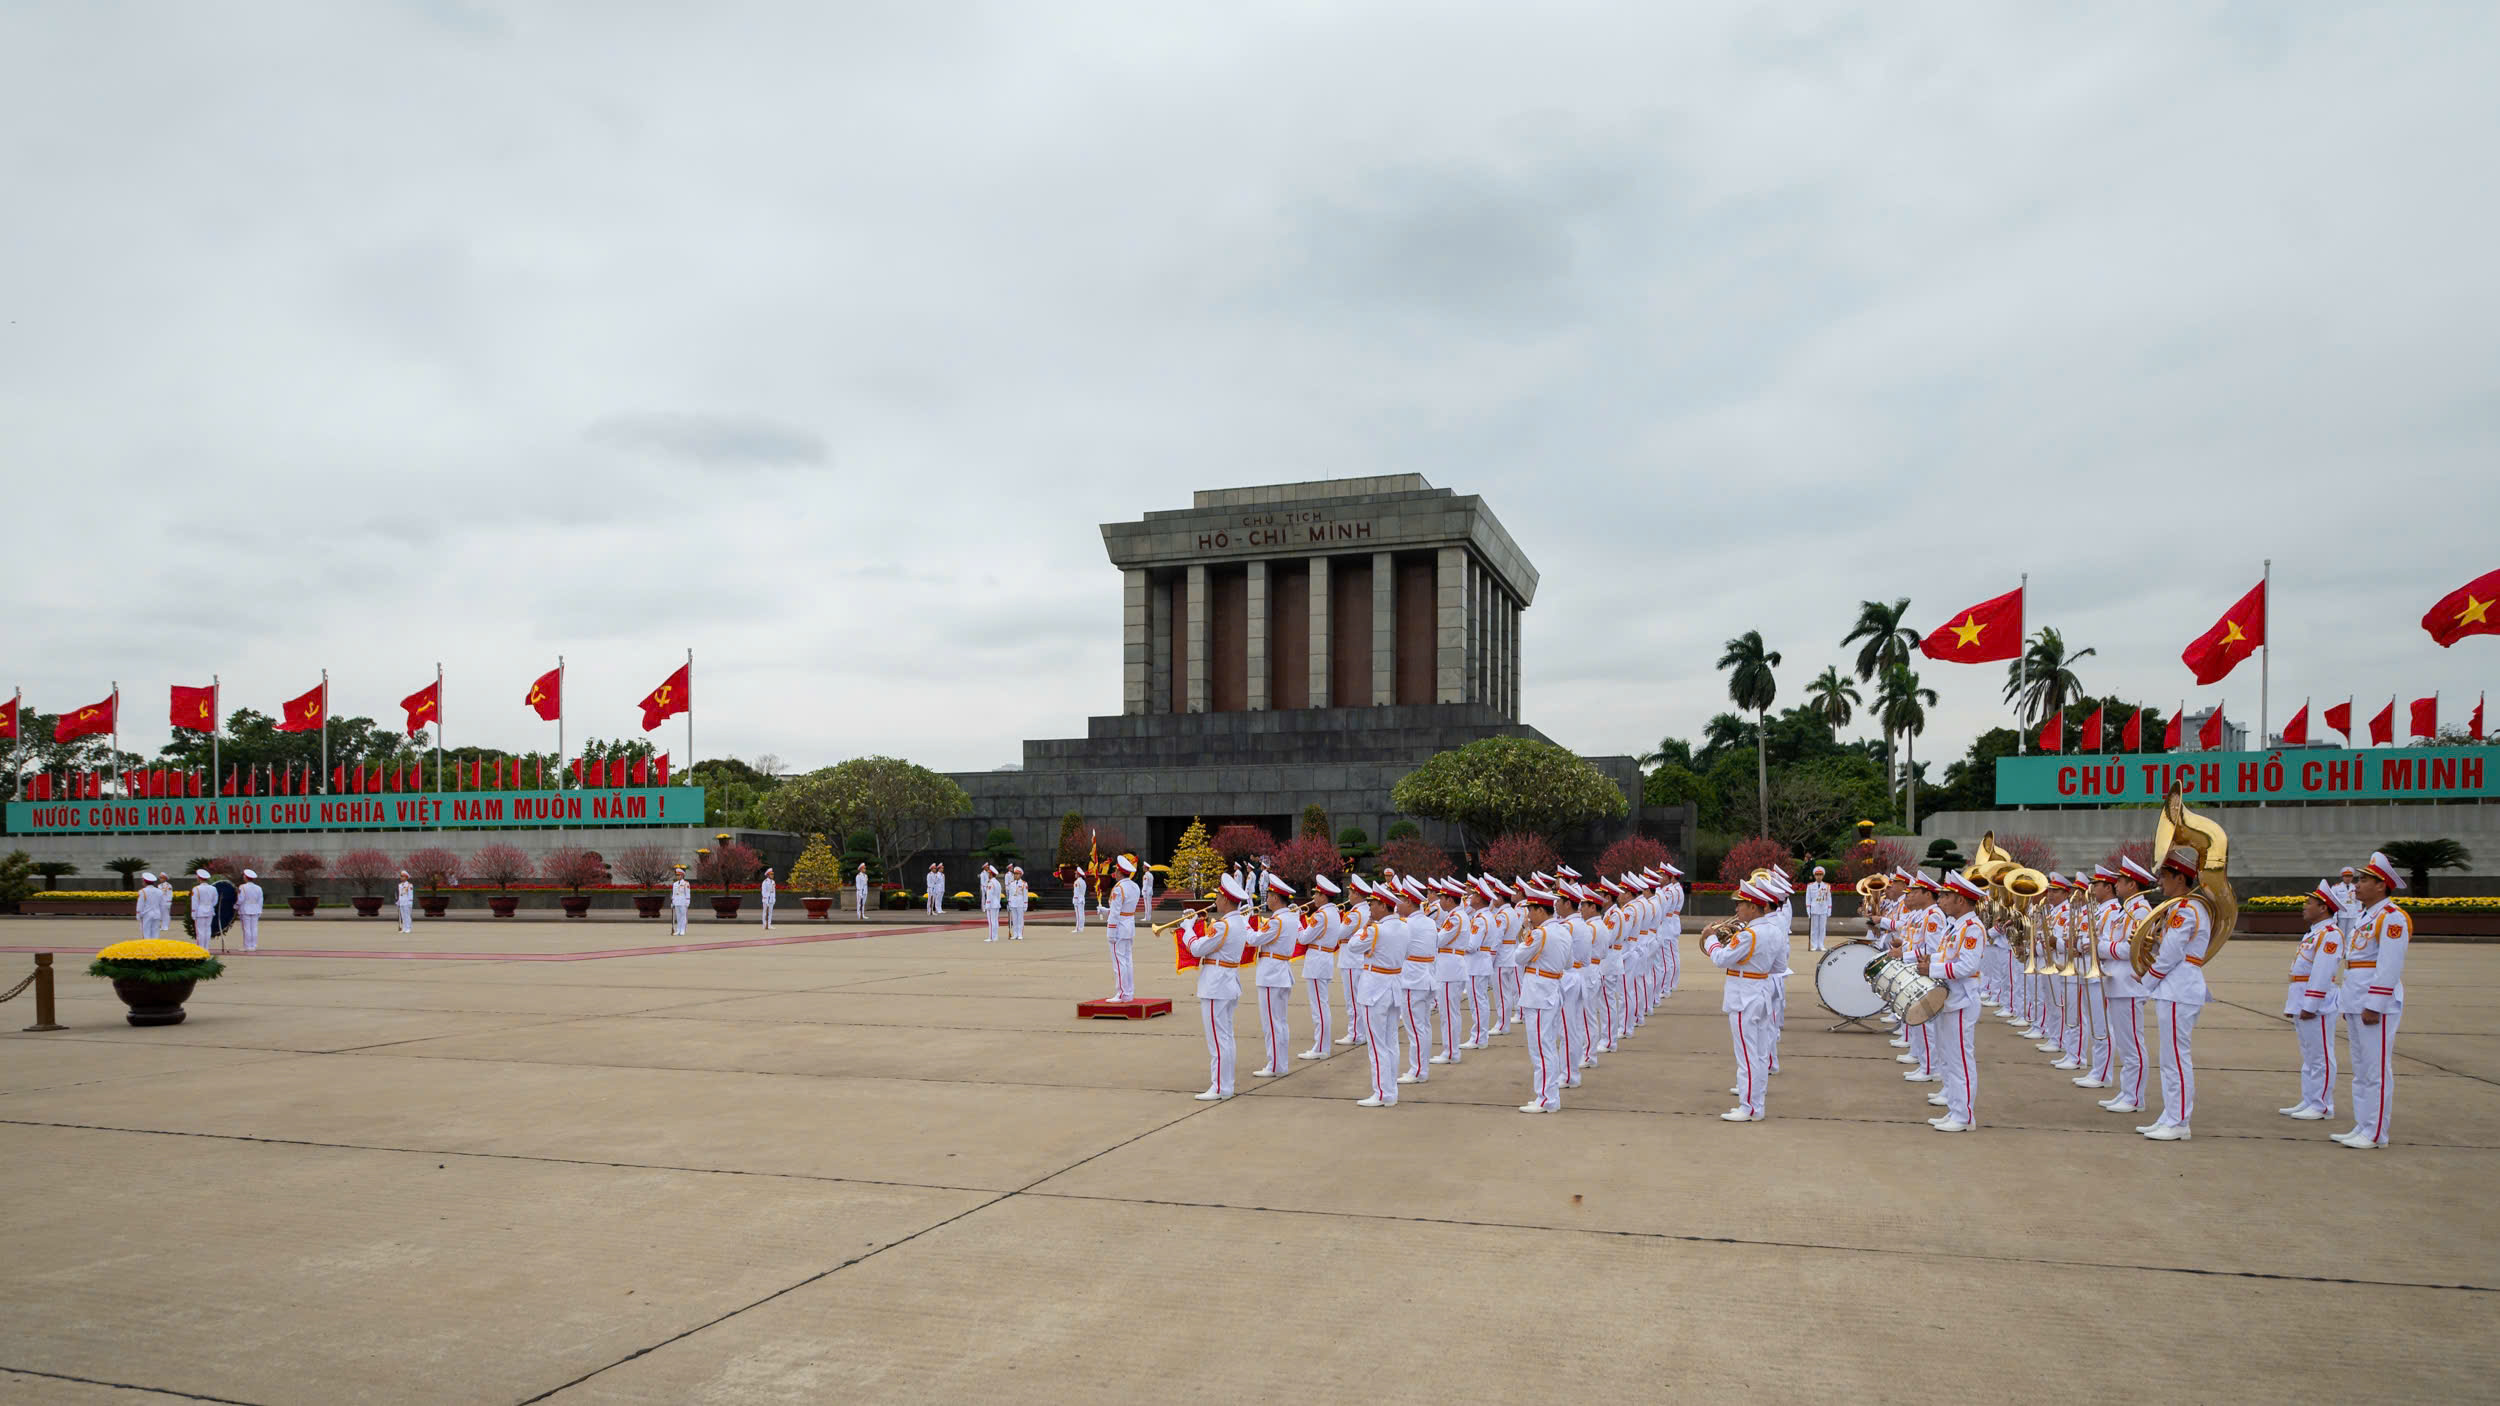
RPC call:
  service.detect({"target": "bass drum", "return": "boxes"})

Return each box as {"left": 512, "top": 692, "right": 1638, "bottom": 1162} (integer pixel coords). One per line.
{"left": 1813, "top": 942, "right": 1886, "bottom": 1020}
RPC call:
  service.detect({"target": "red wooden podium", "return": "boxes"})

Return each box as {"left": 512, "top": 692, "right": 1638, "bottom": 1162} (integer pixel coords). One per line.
{"left": 1077, "top": 997, "right": 1172, "bottom": 1020}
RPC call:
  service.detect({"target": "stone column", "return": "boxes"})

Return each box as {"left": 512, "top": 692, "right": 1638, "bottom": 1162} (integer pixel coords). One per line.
{"left": 1435, "top": 546, "right": 1465, "bottom": 705}
{"left": 1508, "top": 598, "right": 1522, "bottom": 719}
{"left": 1307, "top": 555, "right": 1331, "bottom": 709}
{"left": 1185, "top": 564, "right": 1209, "bottom": 714}
{"left": 1122, "top": 569, "right": 1149, "bottom": 715}
{"left": 1370, "top": 550, "right": 1394, "bottom": 706}
{"left": 1245, "top": 560, "right": 1269, "bottom": 712}
{"left": 1149, "top": 575, "right": 1174, "bottom": 713}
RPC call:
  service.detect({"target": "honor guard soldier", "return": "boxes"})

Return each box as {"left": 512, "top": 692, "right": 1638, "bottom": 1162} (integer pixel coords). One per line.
{"left": 2284, "top": 881, "right": 2342, "bottom": 1122}
{"left": 2096, "top": 858, "right": 2158, "bottom": 1115}
{"left": 1299, "top": 875, "right": 1345, "bottom": 1059}
{"left": 854, "top": 863, "right": 872, "bottom": 920}
{"left": 394, "top": 870, "right": 416, "bottom": 935}
{"left": 1515, "top": 883, "right": 1569, "bottom": 1113}
{"left": 758, "top": 867, "right": 777, "bottom": 929}
{"left": 980, "top": 865, "right": 1002, "bottom": 942}
{"left": 1104, "top": 855, "right": 1141, "bottom": 1002}
{"left": 1072, "top": 869, "right": 1088, "bottom": 932}
{"left": 2331, "top": 852, "right": 2411, "bottom": 1149}
{"left": 189, "top": 870, "right": 220, "bottom": 947}
{"left": 1250, "top": 873, "right": 1300, "bottom": 1077}
{"left": 1184, "top": 874, "right": 1256, "bottom": 1100}
{"left": 1006, "top": 865, "right": 1030, "bottom": 940}
{"left": 135, "top": 873, "right": 160, "bottom": 941}
{"left": 925, "top": 862, "right": 944, "bottom": 916}
{"left": 237, "top": 869, "right": 264, "bottom": 953}
{"left": 1705, "top": 881, "right": 1781, "bottom": 1122}
{"left": 1804, "top": 867, "right": 1833, "bottom": 951}
{"left": 669, "top": 865, "right": 692, "bottom": 935}
{"left": 2138, "top": 847, "right": 2214, "bottom": 1141}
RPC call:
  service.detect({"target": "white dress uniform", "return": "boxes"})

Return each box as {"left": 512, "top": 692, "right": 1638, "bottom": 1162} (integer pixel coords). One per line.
{"left": 1250, "top": 889, "right": 1299, "bottom": 1075}
{"left": 1356, "top": 907, "right": 1408, "bottom": 1106}
{"left": 1662, "top": 876, "right": 1685, "bottom": 995}
{"left": 1925, "top": 895, "right": 1987, "bottom": 1130}
{"left": 1105, "top": 866, "right": 1140, "bottom": 1001}
{"left": 1140, "top": 864, "right": 1156, "bottom": 918}
{"left": 1493, "top": 895, "right": 1524, "bottom": 1034}
{"left": 135, "top": 875, "right": 160, "bottom": 941}
{"left": 1397, "top": 894, "right": 1438, "bottom": 1083}
{"left": 154, "top": 878, "right": 173, "bottom": 940}
{"left": 759, "top": 874, "right": 776, "bottom": 929}
{"left": 185, "top": 873, "right": 216, "bottom": 941}
{"left": 1560, "top": 904, "right": 1593, "bottom": 1082}
{"left": 669, "top": 875, "right": 692, "bottom": 935}
{"left": 1704, "top": 897, "right": 1780, "bottom": 1120}
{"left": 1517, "top": 904, "right": 1571, "bottom": 1112}
{"left": 855, "top": 867, "right": 871, "bottom": 920}
{"left": 2140, "top": 883, "right": 2214, "bottom": 1139}
{"left": 1430, "top": 896, "right": 1469, "bottom": 1067}
{"left": 1463, "top": 896, "right": 1495, "bottom": 1047}
{"left": 2286, "top": 906, "right": 2342, "bottom": 1119}
{"left": 926, "top": 866, "right": 943, "bottom": 916}
{"left": 1804, "top": 879, "right": 1832, "bottom": 950}
{"left": 237, "top": 875, "right": 264, "bottom": 952}
{"left": 981, "top": 869, "right": 1002, "bottom": 942}
{"left": 2333, "top": 886, "right": 2411, "bottom": 1148}
{"left": 1338, "top": 894, "right": 1373, "bottom": 1046}
{"left": 1184, "top": 895, "right": 1254, "bottom": 1100}
{"left": 1300, "top": 896, "right": 1340, "bottom": 1059}
{"left": 2098, "top": 886, "right": 2156, "bottom": 1113}
{"left": 393, "top": 878, "right": 415, "bottom": 934}
{"left": 1072, "top": 873, "right": 1088, "bottom": 932}
{"left": 1006, "top": 873, "right": 1029, "bottom": 940}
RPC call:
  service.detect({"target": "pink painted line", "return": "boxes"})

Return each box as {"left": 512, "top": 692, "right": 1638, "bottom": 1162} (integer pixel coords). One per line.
{"left": 0, "top": 921, "right": 989, "bottom": 963}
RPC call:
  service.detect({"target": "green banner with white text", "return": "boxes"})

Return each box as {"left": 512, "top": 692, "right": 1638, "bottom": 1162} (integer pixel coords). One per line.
{"left": 5, "top": 788, "right": 706, "bottom": 836}
{"left": 1994, "top": 748, "right": 2493, "bottom": 806}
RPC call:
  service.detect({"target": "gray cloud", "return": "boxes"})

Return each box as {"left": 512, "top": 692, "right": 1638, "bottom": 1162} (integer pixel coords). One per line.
{"left": 584, "top": 412, "right": 828, "bottom": 468}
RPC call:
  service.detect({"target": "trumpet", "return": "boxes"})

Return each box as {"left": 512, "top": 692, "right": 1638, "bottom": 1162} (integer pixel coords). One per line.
{"left": 1697, "top": 915, "right": 1748, "bottom": 945}
{"left": 1149, "top": 905, "right": 1212, "bottom": 937}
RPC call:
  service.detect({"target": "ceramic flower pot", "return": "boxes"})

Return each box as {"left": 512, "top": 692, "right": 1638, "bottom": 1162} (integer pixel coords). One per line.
{"left": 351, "top": 896, "right": 384, "bottom": 918}
{"left": 634, "top": 895, "right": 665, "bottom": 919}
{"left": 111, "top": 977, "right": 196, "bottom": 1026}
{"left": 709, "top": 896, "right": 742, "bottom": 920}
{"left": 287, "top": 896, "right": 318, "bottom": 917}
{"left": 803, "top": 897, "right": 833, "bottom": 919}
{"left": 488, "top": 897, "right": 519, "bottom": 918}
{"left": 421, "top": 896, "right": 451, "bottom": 918}
{"left": 560, "top": 896, "right": 593, "bottom": 919}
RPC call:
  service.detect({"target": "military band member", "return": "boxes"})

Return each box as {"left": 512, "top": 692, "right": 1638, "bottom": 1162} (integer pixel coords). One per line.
{"left": 1355, "top": 880, "right": 1410, "bottom": 1108}
{"left": 758, "top": 867, "right": 777, "bottom": 929}
{"left": 1804, "top": 866, "right": 1832, "bottom": 951}
{"left": 1338, "top": 877, "right": 1375, "bottom": 1047}
{"left": 1299, "top": 875, "right": 1344, "bottom": 1059}
{"left": 2283, "top": 882, "right": 2342, "bottom": 1122}
{"left": 1925, "top": 873, "right": 1989, "bottom": 1132}
{"left": 2050, "top": 875, "right": 2087, "bottom": 1070}
{"left": 1705, "top": 882, "right": 1781, "bottom": 1122}
{"left": 1186, "top": 874, "right": 1256, "bottom": 1100}
{"left": 394, "top": 869, "right": 416, "bottom": 935}
{"left": 1105, "top": 855, "right": 1140, "bottom": 1002}
{"left": 1251, "top": 874, "right": 1301, "bottom": 1077}
{"left": 2138, "top": 847, "right": 2214, "bottom": 1141}
{"left": 1395, "top": 881, "right": 1437, "bottom": 1085}
{"left": 2330, "top": 852, "right": 2411, "bottom": 1149}
{"left": 1515, "top": 884, "right": 1570, "bottom": 1113}
{"left": 1492, "top": 878, "right": 1526, "bottom": 1035}
{"left": 1463, "top": 880, "right": 1497, "bottom": 1048}
{"left": 2073, "top": 869, "right": 2115, "bottom": 1090}
{"left": 2096, "top": 857, "right": 2157, "bottom": 1115}
{"left": 237, "top": 868, "right": 263, "bottom": 953}
{"left": 1427, "top": 881, "right": 1470, "bottom": 1067}
{"left": 2329, "top": 865, "right": 2362, "bottom": 944}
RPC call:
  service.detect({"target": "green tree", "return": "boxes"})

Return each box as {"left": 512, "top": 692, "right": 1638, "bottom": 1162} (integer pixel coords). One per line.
{"left": 1300, "top": 803, "right": 1330, "bottom": 839}
{"left": 1390, "top": 736, "right": 1629, "bottom": 846}
{"left": 1716, "top": 631, "right": 1782, "bottom": 837}
{"left": 1638, "top": 736, "right": 1693, "bottom": 772}
{"left": 790, "top": 834, "right": 844, "bottom": 896}
{"left": 104, "top": 857, "right": 150, "bottom": 890}
{"left": 1842, "top": 597, "right": 1923, "bottom": 795}
{"left": 1936, "top": 727, "right": 2024, "bottom": 816}
{"left": 1878, "top": 666, "right": 1938, "bottom": 828}
{"left": 759, "top": 757, "right": 970, "bottom": 883}
{"left": 2382, "top": 839, "right": 2472, "bottom": 896}
{"left": 1696, "top": 713, "right": 1753, "bottom": 769}
{"left": 1804, "top": 666, "right": 1860, "bottom": 736}
{"left": 33, "top": 861, "right": 78, "bottom": 890}
{"left": 978, "top": 826, "right": 1023, "bottom": 866}
{"left": 1054, "top": 812, "right": 1086, "bottom": 869}
{"left": 2005, "top": 626, "right": 2097, "bottom": 731}
{"left": 1642, "top": 762, "right": 1716, "bottom": 816}
{"left": 0, "top": 850, "right": 36, "bottom": 905}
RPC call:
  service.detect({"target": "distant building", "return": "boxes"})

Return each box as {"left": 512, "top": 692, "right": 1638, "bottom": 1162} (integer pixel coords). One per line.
{"left": 2183, "top": 707, "right": 2248, "bottom": 753}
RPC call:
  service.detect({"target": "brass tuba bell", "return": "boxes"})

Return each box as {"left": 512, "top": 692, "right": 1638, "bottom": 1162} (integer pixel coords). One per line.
{"left": 2130, "top": 788, "right": 2237, "bottom": 978}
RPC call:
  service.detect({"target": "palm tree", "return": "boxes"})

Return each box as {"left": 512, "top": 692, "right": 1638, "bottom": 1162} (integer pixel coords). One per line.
{"left": 1639, "top": 736, "right": 1693, "bottom": 772}
{"left": 1717, "top": 631, "right": 1782, "bottom": 837}
{"left": 1804, "top": 666, "right": 1860, "bottom": 736}
{"left": 1842, "top": 598, "right": 1922, "bottom": 792}
{"left": 2381, "top": 839, "right": 2472, "bottom": 896}
{"left": 1879, "top": 665, "right": 1938, "bottom": 829}
{"left": 1700, "top": 713, "right": 1753, "bottom": 763}
{"left": 2005, "top": 626, "right": 2098, "bottom": 731}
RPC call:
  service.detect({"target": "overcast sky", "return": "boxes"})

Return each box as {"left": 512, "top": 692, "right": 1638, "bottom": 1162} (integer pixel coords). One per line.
{"left": 6, "top": 2, "right": 2496, "bottom": 777}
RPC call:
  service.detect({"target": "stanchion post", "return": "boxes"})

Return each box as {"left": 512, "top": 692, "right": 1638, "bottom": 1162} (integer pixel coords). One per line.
{"left": 24, "top": 953, "right": 64, "bottom": 1032}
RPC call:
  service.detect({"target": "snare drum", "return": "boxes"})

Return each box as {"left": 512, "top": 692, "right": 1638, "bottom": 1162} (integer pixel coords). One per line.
{"left": 1865, "top": 953, "right": 1949, "bottom": 1026}
{"left": 1813, "top": 942, "right": 1885, "bottom": 1020}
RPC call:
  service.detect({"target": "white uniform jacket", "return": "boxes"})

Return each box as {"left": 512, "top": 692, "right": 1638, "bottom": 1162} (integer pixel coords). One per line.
{"left": 1185, "top": 911, "right": 1254, "bottom": 1002}
{"left": 2142, "top": 898, "right": 2214, "bottom": 1008}
{"left": 1703, "top": 916, "right": 1781, "bottom": 1012}
{"left": 2337, "top": 898, "right": 2410, "bottom": 1014}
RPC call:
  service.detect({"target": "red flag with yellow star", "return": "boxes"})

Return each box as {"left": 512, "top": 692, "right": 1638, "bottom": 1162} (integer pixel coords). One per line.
{"left": 1919, "top": 588, "right": 2023, "bottom": 664}
{"left": 2181, "top": 581, "right": 2265, "bottom": 685}
{"left": 2423, "top": 568, "right": 2500, "bottom": 648}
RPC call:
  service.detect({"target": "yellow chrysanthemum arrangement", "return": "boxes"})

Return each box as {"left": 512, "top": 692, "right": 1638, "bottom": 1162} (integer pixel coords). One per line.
{"left": 89, "top": 937, "right": 225, "bottom": 984}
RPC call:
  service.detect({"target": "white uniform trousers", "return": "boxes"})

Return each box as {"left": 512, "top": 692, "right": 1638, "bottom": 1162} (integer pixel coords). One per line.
{"left": 1009, "top": 906, "right": 1026, "bottom": 941}
{"left": 1256, "top": 986, "right": 1290, "bottom": 1071}
{"left": 926, "top": 887, "right": 941, "bottom": 915}
{"left": 855, "top": 887, "right": 869, "bottom": 919}
{"left": 1072, "top": 894, "right": 1086, "bottom": 931}
{"left": 1523, "top": 1002, "right": 1564, "bottom": 1111}
{"left": 1934, "top": 1003, "right": 1977, "bottom": 1125}
{"left": 1342, "top": 968, "right": 1365, "bottom": 1044}
{"left": 1729, "top": 1005, "right": 1771, "bottom": 1116}
{"left": 670, "top": 903, "right": 688, "bottom": 936}
{"left": 1106, "top": 921, "right": 1135, "bottom": 1001}
{"left": 760, "top": 897, "right": 775, "bottom": 929}
{"left": 1199, "top": 996, "right": 1237, "bottom": 1096}
{"left": 1400, "top": 985, "right": 1434, "bottom": 1079}
{"left": 398, "top": 901, "right": 414, "bottom": 934}
{"left": 1360, "top": 990, "right": 1401, "bottom": 1103}
{"left": 1808, "top": 913, "right": 1828, "bottom": 950}
{"left": 2064, "top": 978, "right": 2088, "bottom": 1060}
{"left": 1495, "top": 964, "right": 1521, "bottom": 1031}
{"left": 1559, "top": 975, "right": 1585, "bottom": 1086}
{"left": 239, "top": 915, "right": 259, "bottom": 952}
{"left": 138, "top": 915, "right": 160, "bottom": 942}
{"left": 1468, "top": 973, "right": 1492, "bottom": 1043}
{"left": 1303, "top": 975, "right": 1332, "bottom": 1054}
{"left": 1436, "top": 980, "right": 1468, "bottom": 1062}
{"left": 1663, "top": 934, "right": 1681, "bottom": 995}
{"left": 2344, "top": 1008, "right": 2401, "bottom": 1145}
{"left": 1911, "top": 1017, "right": 1934, "bottom": 1078}
{"left": 1575, "top": 976, "right": 1600, "bottom": 1066}
{"left": 2151, "top": 999, "right": 2201, "bottom": 1128}
{"left": 2295, "top": 1011, "right": 2337, "bottom": 1116}
{"left": 2082, "top": 982, "right": 2112, "bottom": 1081}
{"left": 2105, "top": 997, "right": 2149, "bottom": 1107}
{"left": 984, "top": 905, "right": 1000, "bottom": 941}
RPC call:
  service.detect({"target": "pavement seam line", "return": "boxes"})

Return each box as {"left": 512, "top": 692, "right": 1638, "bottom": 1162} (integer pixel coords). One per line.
{"left": 0, "top": 1364, "right": 267, "bottom": 1404}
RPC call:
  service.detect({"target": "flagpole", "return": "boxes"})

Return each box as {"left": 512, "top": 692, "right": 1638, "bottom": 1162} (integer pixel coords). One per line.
{"left": 434, "top": 661, "right": 444, "bottom": 826}
{"left": 111, "top": 682, "right": 120, "bottom": 805}
{"left": 684, "top": 647, "right": 694, "bottom": 785}
{"left": 319, "top": 668, "right": 329, "bottom": 795}
{"left": 556, "top": 655, "right": 566, "bottom": 791}
{"left": 2017, "top": 573, "right": 2029, "bottom": 755}
{"left": 210, "top": 674, "right": 222, "bottom": 840}
{"left": 2260, "top": 558, "right": 2271, "bottom": 748}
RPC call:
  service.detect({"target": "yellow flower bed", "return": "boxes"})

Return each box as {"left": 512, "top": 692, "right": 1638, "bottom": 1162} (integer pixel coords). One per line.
{"left": 36, "top": 891, "right": 196, "bottom": 901}
{"left": 2243, "top": 894, "right": 2500, "bottom": 913}
{"left": 94, "top": 938, "right": 212, "bottom": 960}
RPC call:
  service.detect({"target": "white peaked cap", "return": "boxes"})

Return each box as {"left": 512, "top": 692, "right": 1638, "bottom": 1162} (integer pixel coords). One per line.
{"left": 2363, "top": 851, "right": 2406, "bottom": 890}
{"left": 1314, "top": 874, "right": 1342, "bottom": 896}
{"left": 194, "top": 869, "right": 210, "bottom": 879}
{"left": 1117, "top": 855, "right": 1137, "bottom": 874}
{"left": 1264, "top": 873, "right": 1295, "bottom": 897}
{"left": 242, "top": 869, "right": 257, "bottom": 879}
{"left": 139, "top": 872, "right": 155, "bottom": 882}
{"left": 1219, "top": 873, "right": 1250, "bottom": 903}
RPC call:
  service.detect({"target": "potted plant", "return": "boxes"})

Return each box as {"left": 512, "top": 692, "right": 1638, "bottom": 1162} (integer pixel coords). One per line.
{"left": 541, "top": 847, "right": 606, "bottom": 918}
{"left": 614, "top": 843, "right": 674, "bottom": 919}
{"left": 34, "top": 860, "right": 80, "bottom": 890}
{"left": 466, "top": 843, "right": 533, "bottom": 917}
{"left": 335, "top": 848, "right": 397, "bottom": 918}
{"left": 275, "top": 851, "right": 326, "bottom": 916}
{"left": 790, "top": 833, "right": 841, "bottom": 921}
{"left": 0, "top": 850, "right": 34, "bottom": 916}
{"left": 405, "top": 847, "right": 460, "bottom": 917}
{"left": 699, "top": 839, "right": 758, "bottom": 919}
{"left": 88, "top": 937, "right": 226, "bottom": 1026}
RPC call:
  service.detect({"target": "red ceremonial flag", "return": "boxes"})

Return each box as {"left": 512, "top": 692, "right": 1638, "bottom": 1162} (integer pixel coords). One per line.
{"left": 2198, "top": 706, "right": 2225, "bottom": 752}
{"left": 147, "top": 769, "right": 163, "bottom": 798}
{"left": 2280, "top": 702, "right": 2311, "bottom": 746}
{"left": 533, "top": 758, "right": 542, "bottom": 789}
{"left": 2324, "top": 699, "right": 2353, "bottom": 741}
{"left": 2421, "top": 567, "right": 2500, "bottom": 648}
{"left": 567, "top": 757, "right": 581, "bottom": 786}
{"left": 278, "top": 682, "right": 327, "bottom": 733}
{"left": 594, "top": 758, "right": 611, "bottom": 788}
{"left": 2181, "top": 581, "right": 2266, "bottom": 685}
{"left": 2473, "top": 694, "right": 2487, "bottom": 741}
{"left": 332, "top": 764, "right": 347, "bottom": 793}
{"left": 28, "top": 772, "right": 49, "bottom": 800}
{"left": 2162, "top": 708, "right": 2183, "bottom": 752}
{"left": 2410, "top": 695, "right": 2439, "bottom": 740}
{"left": 170, "top": 684, "right": 218, "bottom": 734}
{"left": 655, "top": 753, "right": 670, "bottom": 786}
{"left": 525, "top": 667, "right": 562, "bottom": 722}
{"left": 55, "top": 693, "right": 117, "bottom": 743}
{"left": 632, "top": 755, "right": 649, "bottom": 786}
{"left": 2079, "top": 706, "right": 2104, "bottom": 752}
{"left": 2368, "top": 699, "right": 2395, "bottom": 746}
{"left": 1918, "top": 588, "right": 2023, "bottom": 665}
{"left": 2037, "top": 711, "right": 2063, "bottom": 753}
{"left": 190, "top": 770, "right": 203, "bottom": 798}
{"left": 509, "top": 757, "right": 522, "bottom": 789}
{"left": 222, "top": 767, "right": 236, "bottom": 796}
{"left": 401, "top": 681, "right": 441, "bottom": 738}
{"left": 639, "top": 663, "right": 692, "bottom": 731}
{"left": 2122, "top": 708, "right": 2144, "bottom": 752}
{"left": 385, "top": 765, "right": 399, "bottom": 793}
{"left": 408, "top": 764, "right": 421, "bottom": 791}
{"left": 0, "top": 693, "right": 16, "bottom": 742}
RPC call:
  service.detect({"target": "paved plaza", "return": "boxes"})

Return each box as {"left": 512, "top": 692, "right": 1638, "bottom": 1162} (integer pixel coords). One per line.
{"left": 2, "top": 913, "right": 2492, "bottom": 1403}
